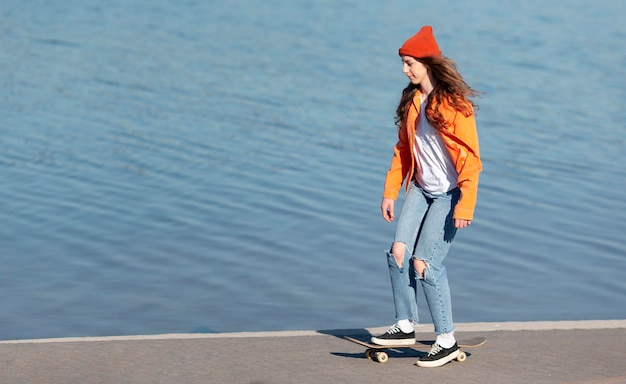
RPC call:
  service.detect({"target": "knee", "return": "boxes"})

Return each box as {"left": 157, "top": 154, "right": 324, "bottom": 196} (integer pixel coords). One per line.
{"left": 391, "top": 242, "right": 406, "bottom": 268}
{"left": 413, "top": 258, "right": 427, "bottom": 278}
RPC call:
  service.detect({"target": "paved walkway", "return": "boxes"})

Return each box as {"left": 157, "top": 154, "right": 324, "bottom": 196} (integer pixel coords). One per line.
{"left": 1, "top": 320, "right": 625, "bottom": 384}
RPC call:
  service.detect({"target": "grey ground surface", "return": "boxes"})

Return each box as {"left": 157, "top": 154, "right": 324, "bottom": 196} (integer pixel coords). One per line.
{"left": 1, "top": 322, "right": 625, "bottom": 384}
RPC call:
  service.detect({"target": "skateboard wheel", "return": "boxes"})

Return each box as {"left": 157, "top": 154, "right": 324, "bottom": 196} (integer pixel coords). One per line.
{"left": 365, "top": 349, "right": 375, "bottom": 360}
{"left": 375, "top": 351, "right": 389, "bottom": 363}
{"left": 456, "top": 351, "right": 467, "bottom": 362}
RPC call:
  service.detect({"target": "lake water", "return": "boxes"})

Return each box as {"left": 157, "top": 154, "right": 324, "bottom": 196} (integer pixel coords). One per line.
{"left": 1, "top": 0, "right": 625, "bottom": 340}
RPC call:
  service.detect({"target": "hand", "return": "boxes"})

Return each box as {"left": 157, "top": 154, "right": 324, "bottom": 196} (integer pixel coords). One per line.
{"left": 454, "top": 218, "right": 472, "bottom": 229}
{"left": 381, "top": 198, "right": 395, "bottom": 222}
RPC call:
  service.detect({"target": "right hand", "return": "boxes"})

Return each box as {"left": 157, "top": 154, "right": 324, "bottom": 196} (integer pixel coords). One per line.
{"left": 381, "top": 198, "right": 395, "bottom": 223}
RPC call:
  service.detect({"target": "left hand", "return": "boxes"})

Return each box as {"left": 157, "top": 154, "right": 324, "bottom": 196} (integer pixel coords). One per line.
{"left": 454, "top": 219, "right": 472, "bottom": 229}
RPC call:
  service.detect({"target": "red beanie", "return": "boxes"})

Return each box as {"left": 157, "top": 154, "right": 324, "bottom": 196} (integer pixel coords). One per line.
{"left": 398, "top": 26, "right": 441, "bottom": 58}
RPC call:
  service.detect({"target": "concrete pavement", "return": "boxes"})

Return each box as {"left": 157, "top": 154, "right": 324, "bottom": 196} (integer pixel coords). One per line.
{"left": 1, "top": 320, "right": 625, "bottom": 384}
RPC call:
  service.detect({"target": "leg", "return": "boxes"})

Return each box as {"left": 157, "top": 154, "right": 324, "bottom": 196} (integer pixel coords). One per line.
{"left": 386, "top": 182, "right": 429, "bottom": 324}
{"left": 414, "top": 188, "right": 460, "bottom": 335}
{"left": 372, "top": 183, "right": 428, "bottom": 346}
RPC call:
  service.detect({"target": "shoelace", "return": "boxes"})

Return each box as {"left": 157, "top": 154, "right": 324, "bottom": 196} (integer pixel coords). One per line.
{"left": 427, "top": 343, "right": 443, "bottom": 356}
{"left": 385, "top": 325, "right": 403, "bottom": 335}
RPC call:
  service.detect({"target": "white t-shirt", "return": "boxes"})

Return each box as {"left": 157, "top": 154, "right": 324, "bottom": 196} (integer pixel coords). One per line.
{"left": 414, "top": 97, "right": 459, "bottom": 194}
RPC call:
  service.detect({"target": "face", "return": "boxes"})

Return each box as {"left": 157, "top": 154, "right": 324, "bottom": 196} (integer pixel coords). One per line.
{"left": 401, "top": 56, "right": 428, "bottom": 85}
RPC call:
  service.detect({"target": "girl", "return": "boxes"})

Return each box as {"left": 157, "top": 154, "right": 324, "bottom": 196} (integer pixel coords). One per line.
{"left": 370, "top": 26, "right": 482, "bottom": 368}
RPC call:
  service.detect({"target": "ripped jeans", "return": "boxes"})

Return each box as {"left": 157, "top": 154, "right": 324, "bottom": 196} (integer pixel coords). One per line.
{"left": 386, "top": 181, "right": 460, "bottom": 334}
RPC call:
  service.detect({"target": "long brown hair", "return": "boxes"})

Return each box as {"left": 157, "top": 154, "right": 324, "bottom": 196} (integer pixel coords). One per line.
{"left": 395, "top": 55, "right": 480, "bottom": 130}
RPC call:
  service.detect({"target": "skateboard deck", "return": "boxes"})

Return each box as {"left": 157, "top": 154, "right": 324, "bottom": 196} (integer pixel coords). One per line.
{"left": 344, "top": 335, "right": 486, "bottom": 363}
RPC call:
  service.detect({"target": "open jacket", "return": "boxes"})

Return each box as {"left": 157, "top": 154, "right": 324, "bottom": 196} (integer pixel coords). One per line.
{"left": 383, "top": 93, "right": 482, "bottom": 221}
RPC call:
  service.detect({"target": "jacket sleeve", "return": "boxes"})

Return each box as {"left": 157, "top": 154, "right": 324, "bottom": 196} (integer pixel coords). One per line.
{"left": 446, "top": 108, "right": 482, "bottom": 221}
{"left": 382, "top": 124, "right": 413, "bottom": 200}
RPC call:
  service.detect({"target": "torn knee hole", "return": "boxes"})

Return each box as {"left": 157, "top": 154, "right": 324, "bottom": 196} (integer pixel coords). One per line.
{"left": 413, "top": 259, "right": 427, "bottom": 277}
{"left": 391, "top": 242, "right": 406, "bottom": 268}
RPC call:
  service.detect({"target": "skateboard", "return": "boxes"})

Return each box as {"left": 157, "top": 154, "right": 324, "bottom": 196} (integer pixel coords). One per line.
{"left": 344, "top": 335, "right": 486, "bottom": 363}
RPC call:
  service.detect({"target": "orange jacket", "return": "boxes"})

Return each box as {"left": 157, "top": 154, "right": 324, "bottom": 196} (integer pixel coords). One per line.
{"left": 383, "top": 93, "right": 482, "bottom": 220}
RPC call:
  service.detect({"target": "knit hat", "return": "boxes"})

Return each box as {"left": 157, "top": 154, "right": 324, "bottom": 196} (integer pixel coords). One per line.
{"left": 398, "top": 26, "right": 441, "bottom": 58}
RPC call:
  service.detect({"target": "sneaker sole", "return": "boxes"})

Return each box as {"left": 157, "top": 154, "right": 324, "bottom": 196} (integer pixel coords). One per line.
{"left": 415, "top": 349, "right": 461, "bottom": 368}
{"left": 370, "top": 337, "right": 415, "bottom": 346}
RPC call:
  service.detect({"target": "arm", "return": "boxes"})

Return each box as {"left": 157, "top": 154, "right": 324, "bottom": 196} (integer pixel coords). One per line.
{"left": 442, "top": 106, "right": 482, "bottom": 222}
{"left": 382, "top": 119, "right": 414, "bottom": 201}
{"left": 382, "top": 123, "right": 413, "bottom": 221}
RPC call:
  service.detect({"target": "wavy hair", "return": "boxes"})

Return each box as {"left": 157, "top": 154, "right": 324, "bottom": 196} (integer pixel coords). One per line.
{"left": 395, "top": 55, "right": 480, "bottom": 130}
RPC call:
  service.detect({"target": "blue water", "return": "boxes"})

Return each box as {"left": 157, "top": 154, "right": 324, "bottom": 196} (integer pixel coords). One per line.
{"left": 1, "top": 0, "right": 625, "bottom": 340}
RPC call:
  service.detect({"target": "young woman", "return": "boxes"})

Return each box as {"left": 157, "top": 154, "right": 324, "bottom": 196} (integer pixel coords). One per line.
{"left": 371, "top": 26, "right": 482, "bottom": 368}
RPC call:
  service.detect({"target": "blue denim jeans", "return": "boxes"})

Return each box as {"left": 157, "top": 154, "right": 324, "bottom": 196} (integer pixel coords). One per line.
{"left": 386, "top": 181, "right": 460, "bottom": 334}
